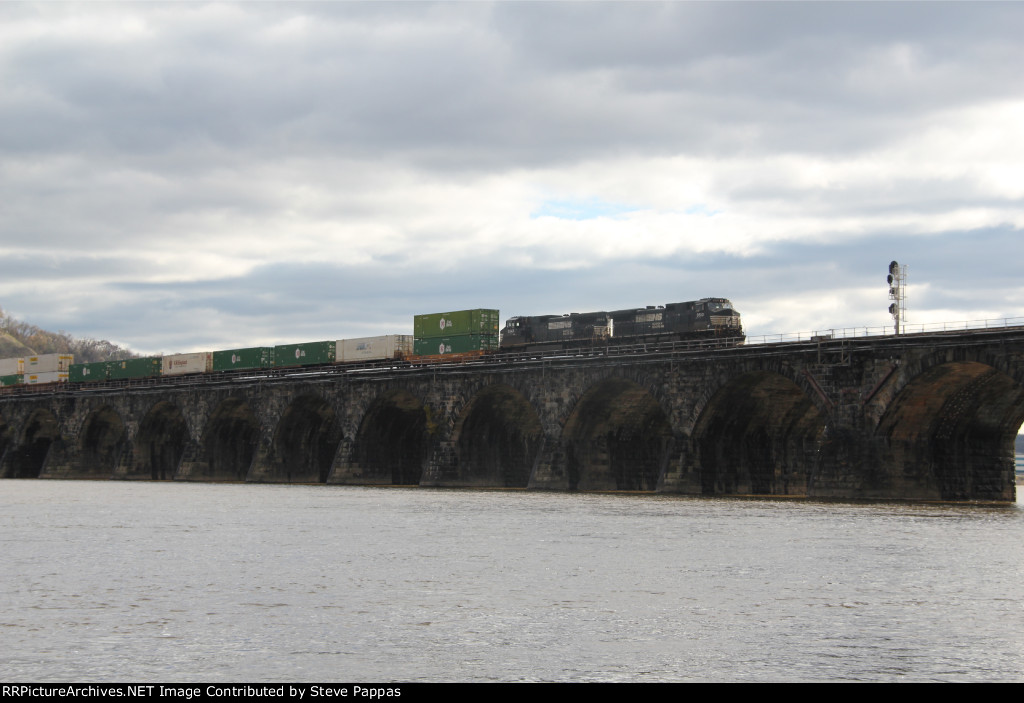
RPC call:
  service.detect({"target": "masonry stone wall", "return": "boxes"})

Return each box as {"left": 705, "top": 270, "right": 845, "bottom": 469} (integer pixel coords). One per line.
{"left": 2, "top": 330, "right": 1022, "bottom": 501}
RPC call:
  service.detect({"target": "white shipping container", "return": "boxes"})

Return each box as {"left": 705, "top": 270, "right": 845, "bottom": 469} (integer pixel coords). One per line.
{"left": 24, "top": 353, "right": 73, "bottom": 373}
{"left": 26, "top": 371, "right": 68, "bottom": 384}
{"left": 162, "top": 352, "right": 213, "bottom": 376}
{"left": 0, "top": 357, "right": 23, "bottom": 375}
{"left": 336, "top": 335, "right": 413, "bottom": 362}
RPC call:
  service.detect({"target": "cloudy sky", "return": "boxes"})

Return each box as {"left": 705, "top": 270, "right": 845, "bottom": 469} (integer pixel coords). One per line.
{"left": 1, "top": 2, "right": 1022, "bottom": 354}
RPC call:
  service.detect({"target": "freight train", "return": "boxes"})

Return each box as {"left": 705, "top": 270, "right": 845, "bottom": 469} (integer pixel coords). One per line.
{"left": 0, "top": 297, "right": 742, "bottom": 387}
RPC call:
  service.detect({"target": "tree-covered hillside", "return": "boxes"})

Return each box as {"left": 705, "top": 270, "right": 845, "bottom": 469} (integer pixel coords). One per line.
{"left": 0, "top": 307, "right": 137, "bottom": 363}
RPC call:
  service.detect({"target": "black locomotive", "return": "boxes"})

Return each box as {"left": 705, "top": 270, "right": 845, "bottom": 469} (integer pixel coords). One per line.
{"left": 499, "top": 297, "right": 742, "bottom": 351}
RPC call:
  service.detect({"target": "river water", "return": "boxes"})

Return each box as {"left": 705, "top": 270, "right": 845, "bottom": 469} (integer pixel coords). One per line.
{"left": 1, "top": 481, "right": 1022, "bottom": 682}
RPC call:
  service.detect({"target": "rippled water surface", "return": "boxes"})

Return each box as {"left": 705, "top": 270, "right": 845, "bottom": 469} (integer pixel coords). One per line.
{"left": 1, "top": 481, "right": 1022, "bottom": 682}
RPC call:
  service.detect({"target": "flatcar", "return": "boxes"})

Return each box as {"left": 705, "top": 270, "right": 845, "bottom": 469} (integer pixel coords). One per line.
{"left": 499, "top": 297, "right": 742, "bottom": 351}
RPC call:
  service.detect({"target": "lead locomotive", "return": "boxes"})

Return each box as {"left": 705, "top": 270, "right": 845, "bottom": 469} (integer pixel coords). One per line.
{"left": 499, "top": 297, "right": 742, "bottom": 351}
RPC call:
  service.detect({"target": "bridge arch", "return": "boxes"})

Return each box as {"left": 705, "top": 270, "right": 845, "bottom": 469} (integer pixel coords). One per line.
{"left": 875, "top": 360, "right": 1024, "bottom": 501}
{"left": 452, "top": 383, "right": 543, "bottom": 487}
{"left": 350, "top": 389, "right": 432, "bottom": 485}
{"left": 692, "top": 371, "right": 825, "bottom": 495}
{"left": 561, "top": 376, "right": 672, "bottom": 491}
{"left": 272, "top": 394, "right": 341, "bottom": 483}
{"left": 7, "top": 408, "right": 61, "bottom": 478}
{"left": 78, "top": 405, "right": 127, "bottom": 478}
{"left": 136, "top": 401, "right": 190, "bottom": 480}
{"left": 201, "top": 397, "right": 261, "bottom": 481}
{"left": 0, "top": 414, "right": 13, "bottom": 473}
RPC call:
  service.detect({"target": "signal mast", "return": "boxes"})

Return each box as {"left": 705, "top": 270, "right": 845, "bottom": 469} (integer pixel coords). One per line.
{"left": 887, "top": 260, "right": 907, "bottom": 335}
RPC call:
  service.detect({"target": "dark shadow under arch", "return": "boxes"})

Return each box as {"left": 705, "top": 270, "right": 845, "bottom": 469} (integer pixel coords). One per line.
{"left": 351, "top": 390, "right": 432, "bottom": 485}
{"left": 561, "top": 377, "right": 672, "bottom": 491}
{"left": 876, "top": 361, "right": 1024, "bottom": 501}
{"left": 79, "top": 406, "right": 127, "bottom": 478}
{"left": 202, "top": 398, "right": 261, "bottom": 481}
{"left": 0, "top": 415, "right": 12, "bottom": 474}
{"left": 7, "top": 409, "right": 61, "bottom": 478}
{"left": 692, "top": 371, "right": 825, "bottom": 495}
{"left": 454, "top": 384, "right": 543, "bottom": 487}
{"left": 136, "top": 401, "right": 190, "bottom": 480}
{"left": 273, "top": 395, "right": 341, "bottom": 483}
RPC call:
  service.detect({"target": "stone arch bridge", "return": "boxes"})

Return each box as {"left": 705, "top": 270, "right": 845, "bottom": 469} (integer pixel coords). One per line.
{"left": 2, "top": 327, "right": 1023, "bottom": 502}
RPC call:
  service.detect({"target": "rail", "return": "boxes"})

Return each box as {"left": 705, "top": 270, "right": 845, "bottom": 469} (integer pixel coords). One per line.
{"left": 744, "top": 316, "right": 1024, "bottom": 346}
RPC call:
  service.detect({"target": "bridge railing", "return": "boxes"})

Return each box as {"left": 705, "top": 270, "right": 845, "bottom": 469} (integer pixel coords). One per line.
{"left": 744, "top": 316, "right": 1024, "bottom": 346}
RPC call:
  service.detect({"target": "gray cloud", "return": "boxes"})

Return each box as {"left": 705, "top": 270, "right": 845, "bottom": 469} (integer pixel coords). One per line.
{"left": 5, "top": 3, "right": 1022, "bottom": 167}
{"left": 8, "top": 223, "right": 1015, "bottom": 354}
{"left": 2, "top": 2, "right": 1023, "bottom": 352}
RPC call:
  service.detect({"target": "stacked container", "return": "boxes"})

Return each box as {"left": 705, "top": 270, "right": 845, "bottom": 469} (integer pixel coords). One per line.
{"left": 336, "top": 335, "right": 413, "bottom": 363}
{"left": 413, "top": 309, "right": 500, "bottom": 359}
{"left": 413, "top": 309, "right": 501, "bottom": 339}
{"left": 0, "top": 357, "right": 23, "bottom": 376}
{"left": 107, "top": 357, "right": 162, "bottom": 380}
{"left": 24, "top": 353, "right": 73, "bottom": 373}
{"left": 213, "top": 347, "right": 275, "bottom": 372}
{"left": 162, "top": 352, "right": 213, "bottom": 376}
{"left": 413, "top": 335, "right": 500, "bottom": 356}
{"left": 70, "top": 362, "right": 109, "bottom": 383}
{"left": 273, "top": 341, "right": 336, "bottom": 368}
{"left": 26, "top": 372, "right": 68, "bottom": 384}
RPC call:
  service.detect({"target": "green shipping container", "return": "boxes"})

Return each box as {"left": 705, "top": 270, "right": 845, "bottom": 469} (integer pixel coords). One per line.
{"left": 69, "top": 362, "right": 109, "bottom": 383}
{"left": 414, "top": 309, "right": 500, "bottom": 339}
{"left": 413, "top": 335, "right": 500, "bottom": 357}
{"left": 212, "top": 347, "right": 275, "bottom": 372}
{"left": 107, "top": 357, "right": 161, "bottom": 380}
{"left": 273, "top": 340, "right": 336, "bottom": 368}
{"left": 0, "top": 374, "right": 23, "bottom": 387}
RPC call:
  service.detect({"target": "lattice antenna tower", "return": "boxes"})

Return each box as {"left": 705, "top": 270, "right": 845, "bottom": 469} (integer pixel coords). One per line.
{"left": 887, "top": 260, "right": 907, "bottom": 335}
